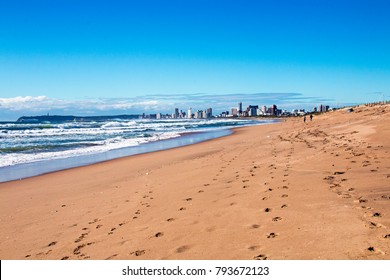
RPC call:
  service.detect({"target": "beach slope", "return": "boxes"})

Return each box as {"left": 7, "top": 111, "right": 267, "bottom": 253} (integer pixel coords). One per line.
{"left": 0, "top": 104, "right": 389, "bottom": 260}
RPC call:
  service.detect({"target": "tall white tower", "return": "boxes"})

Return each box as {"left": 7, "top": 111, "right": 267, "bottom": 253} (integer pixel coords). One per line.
{"left": 187, "top": 108, "right": 192, "bottom": 119}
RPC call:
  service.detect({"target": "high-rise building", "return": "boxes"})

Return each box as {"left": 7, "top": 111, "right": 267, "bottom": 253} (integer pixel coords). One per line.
{"left": 231, "top": 108, "right": 238, "bottom": 116}
{"left": 247, "top": 105, "right": 259, "bottom": 116}
{"left": 174, "top": 108, "right": 179, "bottom": 118}
{"left": 270, "top": 104, "right": 277, "bottom": 116}
{"left": 195, "top": 110, "right": 203, "bottom": 119}
{"left": 238, "top": 102, "right": 243, "bottom": 115}
{"left": 319, "top": 104, "right": 328, "bottom": 112}
{"left": 187, "top": 108, "right": 192, "bottom": 119}
{"left": 206, "top": 108, "right": 213, "bottom": 118}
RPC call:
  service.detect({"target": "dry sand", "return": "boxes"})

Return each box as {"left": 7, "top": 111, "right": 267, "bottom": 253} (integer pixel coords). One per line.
{"left": 0, "top": 103, "right": 389, "bottom": 260}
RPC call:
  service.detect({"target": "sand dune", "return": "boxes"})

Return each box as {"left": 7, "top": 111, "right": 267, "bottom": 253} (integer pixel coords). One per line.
{"left": 0, "top": 103, "right": 389, "bottom": 260}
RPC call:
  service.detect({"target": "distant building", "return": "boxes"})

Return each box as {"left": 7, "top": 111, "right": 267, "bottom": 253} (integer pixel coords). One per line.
{"left": 219, "top": 111, "right": 229, "bottom": 117}
{"left": 238, "top": 102, "right": 243, "bottom": 115}
{"left": 194, "top": 110, "right": 203, "bottom": 119}
{"left": 271, "top": 104, "right": 278, "bottom": 116}
{"left": 247, "top": 105, "right": 259, "bottom": 117}
{"left": 206, "top": 108, "right": 213, "bottom": 118}
{"left": 231, "top": 108, "right": 238, "bottom": 117}
{"left": 187, "top": 108, "right": 192, "bottom": 119}
{"left": 319, "top": 104, "right": 329, "bottom": 112}
{"left": 174, "top": 108, "right": 179, "bottom": 118}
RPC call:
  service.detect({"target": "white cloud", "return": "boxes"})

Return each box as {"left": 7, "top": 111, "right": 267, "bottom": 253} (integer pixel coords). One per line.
{"left": 0, "top": 96, "right": 49, "bottom": 110}
{"left": 0, "top": 96, "right": 165, "bottom": 116}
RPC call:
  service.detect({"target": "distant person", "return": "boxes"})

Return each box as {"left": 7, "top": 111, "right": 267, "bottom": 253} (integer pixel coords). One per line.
{"left": 303, "top": 116, "right": 306, "bottom": 123}
{"left": 310, "top": 114, "right": 313, "bottom": 121}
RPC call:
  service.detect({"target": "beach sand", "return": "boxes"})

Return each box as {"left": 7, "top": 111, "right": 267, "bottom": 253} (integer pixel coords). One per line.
{"left": 0, "top": 104, "right": 389, "bottom": 260}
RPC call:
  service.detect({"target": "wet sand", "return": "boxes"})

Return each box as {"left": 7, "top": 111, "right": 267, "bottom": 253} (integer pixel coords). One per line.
{"left": 0, "top": 103, "right": 389, "bottom": 260}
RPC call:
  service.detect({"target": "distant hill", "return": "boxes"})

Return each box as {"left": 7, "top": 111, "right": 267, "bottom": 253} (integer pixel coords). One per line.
{"left": 17, "top": 114, "right": 141, "bottom": 123}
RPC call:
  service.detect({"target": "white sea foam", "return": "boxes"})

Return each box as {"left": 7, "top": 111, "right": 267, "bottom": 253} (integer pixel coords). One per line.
{"left": 0, "top": 118, "right": 265, "bottom": 168}
{"left": 0, "top": 131, "right": 181, "bottom": 167}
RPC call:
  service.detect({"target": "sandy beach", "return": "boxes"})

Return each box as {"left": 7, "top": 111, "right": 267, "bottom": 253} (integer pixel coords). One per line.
{"left": 0, "top": 103, "right": 389, "bottom": 260}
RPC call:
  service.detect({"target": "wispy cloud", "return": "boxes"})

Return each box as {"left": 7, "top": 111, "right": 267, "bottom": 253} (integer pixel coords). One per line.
{"left": 0, "top": 93, "right": 336, "bottom": 120}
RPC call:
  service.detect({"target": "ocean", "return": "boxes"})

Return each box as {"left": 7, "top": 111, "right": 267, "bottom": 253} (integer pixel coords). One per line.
{"left": 0, "top": 117, "right": 275, "bottom": 182}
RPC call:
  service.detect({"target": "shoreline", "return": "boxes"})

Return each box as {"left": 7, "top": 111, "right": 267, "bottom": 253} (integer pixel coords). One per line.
{"left": 0, "top": 119, "right": 274, "bottom": 183}
{"left": 0, "top": 104, "right": 389, "bottom": 260}
{"left": 0, "top": 129, "right": 234, "bottom": 183}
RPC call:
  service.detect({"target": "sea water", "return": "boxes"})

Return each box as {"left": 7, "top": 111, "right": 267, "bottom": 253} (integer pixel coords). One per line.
{"left": 0, "top": 118, "right": 275, "bottom": 182}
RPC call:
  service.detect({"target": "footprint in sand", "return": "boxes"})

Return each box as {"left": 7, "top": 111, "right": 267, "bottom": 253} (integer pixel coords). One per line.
{"left": 73, "top": 244, "right": 86, "bottom": 255}
{"left": 176, "top": 245, "right": 190, "bottom": 253}
{"left": 253, "top": 254, "right": 268, "bottom": 260}
{"left": 251, "top": 224, "right": 260, "bottom": 229}
{"left": 88, "top": 218, "right": 99, "bottom": 224}
{"left": 75, "top": 233, "right": 88, "bottom": 243}
{"left": 179, "top": 207, "right": 186, "bottom": 211}
{"left": 48, "top": 241, "right": 57, "bottom": 247}
{"left": 105, "top": 254, "right": 118, "bottom": 260}
{"left": 272, "top": 217, "right": 282, "bottom": 222}
{"left": 281, "top": 204, "right": 288, "bottom": 208}
{"left": 368, "top": 222, "right": 384, "bottom": 228}
{"left": 154, "top": 232, "right": 164, "bottom": 238}
{"left": 131, "top": 250, "right": 145, "bottom": 257}
{"left": 267, "top": 232, "right": 277, "bottom": 238}
{"left": 373, "top": 212, "right": 382, "bottom": 217}
{"left": 281, "top": 194, "right": 288, "bottom": 198}
{"left": 264, "top": 208, "right": 271, "bottom": 212}
{"left": 167, "top": 218, "right": 175, "bottom": 222}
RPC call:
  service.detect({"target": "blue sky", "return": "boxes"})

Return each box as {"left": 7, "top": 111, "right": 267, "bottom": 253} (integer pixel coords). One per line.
{"left": 0, "top": 0, "right": 389, "bottom": 120}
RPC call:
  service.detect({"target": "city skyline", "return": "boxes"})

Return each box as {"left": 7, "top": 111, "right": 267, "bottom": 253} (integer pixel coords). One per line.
{"left": 139, "top": 100, "right": 331, "bottom": 120}
{"left": 1, "top": 0, "right": 390, "bottom": 120}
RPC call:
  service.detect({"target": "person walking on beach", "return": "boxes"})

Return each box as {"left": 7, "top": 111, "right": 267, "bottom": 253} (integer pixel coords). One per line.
{"left": 303, "top": 116, "right": 306, "bottom": 123}
{"left": 310, "top": 114, "right": 313, "bottom": 121}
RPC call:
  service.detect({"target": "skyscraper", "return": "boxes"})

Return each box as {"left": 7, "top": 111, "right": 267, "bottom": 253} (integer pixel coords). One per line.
{"left": 187, "top": 108, "right": 192, "bottom": 119}
{"left": 174, "top": 108, "right": 179, "bottom": 118}
{"left": 206, "top": 108, "right": 213, "bottom": 118}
